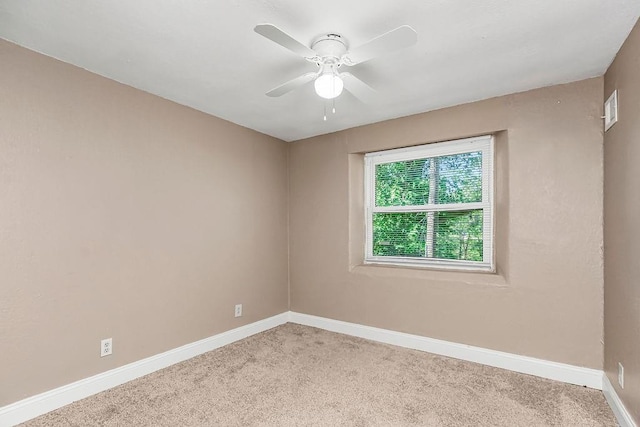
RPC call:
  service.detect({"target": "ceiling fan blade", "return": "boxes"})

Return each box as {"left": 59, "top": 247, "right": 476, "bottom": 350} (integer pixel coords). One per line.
{"left": 266, "top": 72, "right": 317, "bottom": 97}
{"left": 341, "top": 72, "right": 376, "bottom": 103}
{"left": 254, "top": 24, "right": 317, "bottom": 59}
{"left": 343, "top": 25, "right": 417, "bottom": 66}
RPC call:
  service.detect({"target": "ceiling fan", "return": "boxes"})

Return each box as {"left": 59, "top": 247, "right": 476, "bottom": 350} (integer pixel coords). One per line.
{"left": 254, "top": 24, "right": 418, "bottom": 101}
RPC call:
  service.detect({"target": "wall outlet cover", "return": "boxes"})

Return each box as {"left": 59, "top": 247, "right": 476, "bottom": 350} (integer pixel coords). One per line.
{"left": 618, "top": 362, "right": 624, "bottom": 389}
{"left": 101, "top": 338, "right": 113, "bottom": 357}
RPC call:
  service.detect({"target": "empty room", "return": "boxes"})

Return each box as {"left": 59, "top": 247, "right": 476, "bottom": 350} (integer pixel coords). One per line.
{"left": 1, "top": 1, "right": 639, "bottom": 426}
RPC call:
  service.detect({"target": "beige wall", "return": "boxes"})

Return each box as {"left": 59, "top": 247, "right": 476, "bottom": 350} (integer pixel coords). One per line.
{"left": 290, "top": 78, "right": 605, "bottom": 369}
{"left": 0, "top": 31, "right": 620, "bottom": 412}
{"left": 0, "top": 40, "right": 289, "bottom": 406}
{"left": 604, "top": 19, "right": 640, "bottom": 423}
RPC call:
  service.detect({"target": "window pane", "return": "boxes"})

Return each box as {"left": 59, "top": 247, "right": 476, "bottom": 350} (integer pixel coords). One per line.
{"left": 374, "top": 152, "right": 482, "bottom": 207}
{"left": 434, "top": 210, "right": 483, "bottom": 261}
{"left": 375, "top": 159, "right": 430, "bottom": 207}
{"left": 372, "top": 210, "right": 483, "bottom": 261}
{"left": 435, "top": 152, "right": 482, "bottom": 204}
{"left": 372, "top": 212, "right": 427, "bottom": 257}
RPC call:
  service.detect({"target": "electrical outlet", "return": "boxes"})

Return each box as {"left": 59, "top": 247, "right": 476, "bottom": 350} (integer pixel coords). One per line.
{"left": 101, "top": 338, "right": 113, "bottom": 357}
{"left": 618, "top": 362, "right": 624, "bottom": 389}
{"left": 234, "top": 304, "right": 243, "bottom": 318}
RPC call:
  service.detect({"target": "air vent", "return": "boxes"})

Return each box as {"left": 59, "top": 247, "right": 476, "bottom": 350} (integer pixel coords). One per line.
{"left": 604, "top": 90, "right": 618, "bottom": 131}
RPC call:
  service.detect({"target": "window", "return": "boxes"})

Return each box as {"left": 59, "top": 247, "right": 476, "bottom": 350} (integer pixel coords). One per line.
{"left": 364, "top": 135, "right": 494, "bottom": 271}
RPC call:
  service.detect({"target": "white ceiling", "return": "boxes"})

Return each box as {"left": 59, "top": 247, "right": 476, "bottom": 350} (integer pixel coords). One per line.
{"left": 1, "top": 1, "right": 639, "bottom": 142}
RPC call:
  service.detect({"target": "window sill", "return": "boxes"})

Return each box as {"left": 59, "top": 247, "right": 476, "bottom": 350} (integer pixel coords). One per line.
{"left": 350, "top": 262, "right": 507, "bottom": 287}
{"left": 364, "top": 258, "right": 494, "bottom": 273}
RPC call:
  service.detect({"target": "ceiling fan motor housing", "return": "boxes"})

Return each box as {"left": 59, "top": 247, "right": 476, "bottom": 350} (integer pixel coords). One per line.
{"left": 311, "top": 33, "right": 348, "bottom": 64}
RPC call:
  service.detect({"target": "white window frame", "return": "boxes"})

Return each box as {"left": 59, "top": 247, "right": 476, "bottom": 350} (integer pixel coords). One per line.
{"left": 364, "top": 135, "right": 494, "bottom": 272}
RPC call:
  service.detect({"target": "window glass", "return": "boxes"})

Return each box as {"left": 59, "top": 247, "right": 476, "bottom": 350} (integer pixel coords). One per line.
{"left": 365, "top": 136, "right": 493, "bottom": 271}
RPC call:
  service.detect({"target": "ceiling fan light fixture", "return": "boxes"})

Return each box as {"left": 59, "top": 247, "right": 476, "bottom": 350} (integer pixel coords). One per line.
{"left": 256, "top": 23, "right": 417, "bottom": 101}
{"left": 314, "top": 72, "right": 343, "bottom": 99}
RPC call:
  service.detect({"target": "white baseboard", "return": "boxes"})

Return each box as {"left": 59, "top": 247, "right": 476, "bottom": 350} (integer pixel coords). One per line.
{"left": 603, "top": 374, "right": 638, "bottom": 427}
{"left": 0, "top": 311, "right": 616, "bottom": 427}
{"left": 288, "top": 312, "right": 604, "bottom": 390}
{"left": 0, "top": 313, "right": 289, "bottom": 427}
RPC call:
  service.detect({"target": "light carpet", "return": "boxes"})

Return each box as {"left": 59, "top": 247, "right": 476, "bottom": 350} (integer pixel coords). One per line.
{"left": 21, "top": 323, "right": 616, "bottom": 426}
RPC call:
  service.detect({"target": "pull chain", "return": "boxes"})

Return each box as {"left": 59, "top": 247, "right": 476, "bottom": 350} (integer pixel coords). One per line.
{"left": 323, "top": 98, "right": 337, "bottom": 121}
